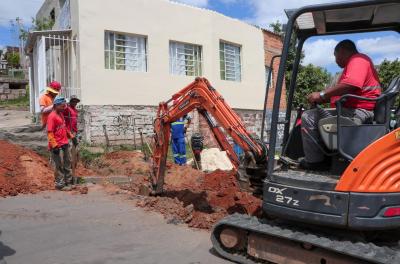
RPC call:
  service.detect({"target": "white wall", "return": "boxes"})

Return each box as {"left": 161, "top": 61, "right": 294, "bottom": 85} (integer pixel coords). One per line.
{"left": 76, "top": 0, "right": 266, "bottom": 110}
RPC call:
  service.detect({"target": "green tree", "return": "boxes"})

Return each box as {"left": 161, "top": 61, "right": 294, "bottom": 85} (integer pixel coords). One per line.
{"left": 269, "top": 21, "right": 329, "bottom": 108}
{"left": 5, "top": 52, "right": 20, "bottom": 68}
{"left": 378, "top": 59, "right": 400, "bottom": 89}
{"left": 270, "top": 21, "right": 283, "bottom": 35}
{"left": 12, "top": 17, "right": 55, "bottom": 41}
{"left": 293, "top": 64, "right": 331, "bottom": 107}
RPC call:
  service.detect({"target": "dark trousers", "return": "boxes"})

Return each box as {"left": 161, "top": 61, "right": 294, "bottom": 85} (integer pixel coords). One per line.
{"left": 301, "top": 107, "right": 374, "bottom": 163}
{"left": 51, "top": 145, "right": 72, "bottom": 188}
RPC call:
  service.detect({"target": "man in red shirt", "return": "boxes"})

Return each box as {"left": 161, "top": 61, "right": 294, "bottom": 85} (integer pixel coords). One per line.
{"left": 47, "top": 97, "right": 75, "bottom": 190}
{"left": 64, "top": 95, "right": 80, "bottom": 135}
{"left": 300, "top": 39, "right": 381, "bottom": 170}
{"left": 63, "top": 95, "right": 80, "bottom": 180}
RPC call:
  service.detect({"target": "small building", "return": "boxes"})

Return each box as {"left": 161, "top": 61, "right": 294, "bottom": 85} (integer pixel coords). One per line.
{"left": 26, "top": 0, "right": 285, "bottom": 145}
{"left": 0, "top": 46, "right": 28, "bottom": 102}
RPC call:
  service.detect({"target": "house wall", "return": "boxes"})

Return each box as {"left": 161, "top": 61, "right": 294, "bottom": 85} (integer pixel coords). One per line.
{"left": 263, "top": 30, "right": 287, "bottom": 110}
{"left": 76, "top": 0, "right": 266, "bottom": 110}
{"left": 33, "top": 0, "right": 287, "bottom": 146}
{"left": 36, "top": 0, "right": 62, "bottom": 22}
{"left": 80, "top": 105, "right": 268, "bottom": 146}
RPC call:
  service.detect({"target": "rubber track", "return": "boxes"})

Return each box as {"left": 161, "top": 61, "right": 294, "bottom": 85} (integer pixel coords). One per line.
{"left": 211, "top": 214, "right": 400, "bottom": 264}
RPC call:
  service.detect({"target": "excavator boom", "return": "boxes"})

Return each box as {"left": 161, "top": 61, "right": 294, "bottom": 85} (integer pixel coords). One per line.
{"left": 151, "top": 77, "right": 267, "bottom": 194}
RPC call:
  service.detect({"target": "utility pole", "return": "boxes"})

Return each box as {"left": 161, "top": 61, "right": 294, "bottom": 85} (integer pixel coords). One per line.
{"left": 15, "top": 17, "right": 26, "bottom": 69}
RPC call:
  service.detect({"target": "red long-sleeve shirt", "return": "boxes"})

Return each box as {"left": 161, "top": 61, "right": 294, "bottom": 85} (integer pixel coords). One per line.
{"left": 63, "top": 105, "right": 78, "bottom": 133}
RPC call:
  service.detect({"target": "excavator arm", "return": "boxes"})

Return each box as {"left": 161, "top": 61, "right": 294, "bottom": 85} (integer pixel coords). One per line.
{"left": 151, "top": 77, "right": 268, "bottom": 194}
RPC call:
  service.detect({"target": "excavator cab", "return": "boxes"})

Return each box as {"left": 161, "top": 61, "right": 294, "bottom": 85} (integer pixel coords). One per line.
{"left": 263, "top": 0, "right": 400, "bottom": 230}
{"left": 211, "top": 1, "right": 400, "bottom": 263}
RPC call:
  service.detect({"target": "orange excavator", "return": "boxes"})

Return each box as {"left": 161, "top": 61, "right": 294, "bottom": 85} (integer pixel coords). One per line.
{"left": 151, "top": 77, "right": 267, "bottom": 194}
{"left": 150, "top": 1, "right": 400, "bottom": 263}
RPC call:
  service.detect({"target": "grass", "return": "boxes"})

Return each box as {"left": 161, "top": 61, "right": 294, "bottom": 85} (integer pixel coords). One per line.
{"left": 0, "top": 93, "right": 29, "bottom": 108}
{"left": 79, "top": 147, "right": 103, "bottom": 167}
{"left": 112, "top": 144, "right": 136, "bottom": 152}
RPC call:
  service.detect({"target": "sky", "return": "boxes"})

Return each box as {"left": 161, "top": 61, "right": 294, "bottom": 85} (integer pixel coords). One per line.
{"left": 0, "top": 0, "right": 399, "bottom": 73}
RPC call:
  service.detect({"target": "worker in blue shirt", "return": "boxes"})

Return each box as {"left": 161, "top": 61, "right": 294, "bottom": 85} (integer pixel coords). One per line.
{"left": 171, "top": 114, "right": 191, "bottom": 165}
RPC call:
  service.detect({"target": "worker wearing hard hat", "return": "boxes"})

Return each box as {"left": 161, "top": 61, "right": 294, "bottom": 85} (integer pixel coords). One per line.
{"left": 171, "top": 100, "right": 191, "bottom": 165}
{"left": 47, "top": 97, "right": 75, "bottom": 190}
{"left": 63, "top": 95, "right": 80, "bottom": 182}
{"left": 39, "top": 81, "right": 62, "bottom": 128}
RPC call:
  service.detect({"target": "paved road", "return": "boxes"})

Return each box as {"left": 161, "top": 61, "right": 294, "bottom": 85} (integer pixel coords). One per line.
{"left": 0, "top": 109, "right": 31, "bottom": 129}
{"left": 0, "top": 187, "right": 231, "bottom": 264}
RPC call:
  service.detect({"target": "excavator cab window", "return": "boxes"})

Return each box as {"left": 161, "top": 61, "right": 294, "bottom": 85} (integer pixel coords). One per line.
{"left": 266, "top": 0, "right": 400, "bottom": 182}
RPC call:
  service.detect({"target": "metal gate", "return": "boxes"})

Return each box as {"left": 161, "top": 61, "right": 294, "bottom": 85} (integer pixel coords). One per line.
{"left": 31, "top": 32, "right": 80, "bottom": 113}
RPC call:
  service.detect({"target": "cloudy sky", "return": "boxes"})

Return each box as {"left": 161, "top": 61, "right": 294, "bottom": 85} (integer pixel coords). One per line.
{"left": 0, "top": 0, "right": 399, "bottom": 73}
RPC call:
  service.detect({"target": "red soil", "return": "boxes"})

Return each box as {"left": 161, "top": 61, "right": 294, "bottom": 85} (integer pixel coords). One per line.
{"left": 0, "top": 140, "right": 54, "bottom": 197}
{"left": 77, "top": 150, "right": 262, "bottom": 229}
{"left": 116, "top": 156, "right": 262, "bottom": 229}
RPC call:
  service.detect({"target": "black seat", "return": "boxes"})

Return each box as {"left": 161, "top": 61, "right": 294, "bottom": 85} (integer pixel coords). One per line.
{"left": 336, "top": 76, "right": 400, "bottom": 160}
{"left": 374, "top": 77, "right": 400, "bottom": 126}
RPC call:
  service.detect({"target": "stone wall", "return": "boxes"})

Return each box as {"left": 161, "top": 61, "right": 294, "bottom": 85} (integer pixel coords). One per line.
{"left": 0, "top": 83, "right": 27, "bottom": 101}
{"left": 81, "top": 105, "right": 158, "bottom": 146}
{"left": 81, "top": 105, "right": 291, "bottom": 149}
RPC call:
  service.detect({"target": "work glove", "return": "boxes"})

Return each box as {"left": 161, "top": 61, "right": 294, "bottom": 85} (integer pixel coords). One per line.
{"left": 52, "top": 147, "right": 60, "bottom": 155}
{"left": 72, "top": 137, "right": 78, "bottom": 146}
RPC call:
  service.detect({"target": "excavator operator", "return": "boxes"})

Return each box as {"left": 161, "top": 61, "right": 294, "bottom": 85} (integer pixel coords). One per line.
{"left": 300, "top": 39, "right": 381, "bottom": 171}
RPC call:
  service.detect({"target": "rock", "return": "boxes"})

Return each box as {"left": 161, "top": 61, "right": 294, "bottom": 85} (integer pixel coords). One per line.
{"left": 185, "top": 204, "right": 194, "bottom": 214}
{"left": 79, "top": 186, "right": 89, "bottom": 194}
{"left": 166, "top": 216, "right": 182, "bottom": 225}
{"left": 19, "top": 155, "right": 33, "bottom": 162}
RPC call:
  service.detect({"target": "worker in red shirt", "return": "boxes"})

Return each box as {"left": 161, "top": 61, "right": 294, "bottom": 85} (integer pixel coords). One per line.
{"left": 63, "top": 95, "right": 80, "bottom": 181}
{"left": 300, "top": 39, "right": 381, "bottom": 170}
{"left": 64, "top": 95, "right": 80, "bottom": 135}
{"left": 39, "top": 81, "right": 62, "bottom": 129}
{"left": 47, "top": 97, "right": 75, "bottom": 190}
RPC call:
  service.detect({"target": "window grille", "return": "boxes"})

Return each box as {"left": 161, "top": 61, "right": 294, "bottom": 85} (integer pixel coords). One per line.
{"left": 220, "top": 41, "right": 241, "bottom": 82}
{"left": 104, "top": 31, "right": 147, "bottom": 72}
{"left": 170, "top": 41, "right": 202, "bottom": 76}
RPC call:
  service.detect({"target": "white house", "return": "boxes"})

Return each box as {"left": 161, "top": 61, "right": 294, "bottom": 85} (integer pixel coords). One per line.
{"left": 26, "top": 0, "right": 270, "bottom": 145}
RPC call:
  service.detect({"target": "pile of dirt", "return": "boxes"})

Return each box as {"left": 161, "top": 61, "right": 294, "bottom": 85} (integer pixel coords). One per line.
{"left": 0, "top": 140, "right": 54, "bottom": 197}
{"left": 114, "top": 154, "right": 262, "bottom": 229}
{"left": 82, "top": 150, "right": 150, "bottom": 177}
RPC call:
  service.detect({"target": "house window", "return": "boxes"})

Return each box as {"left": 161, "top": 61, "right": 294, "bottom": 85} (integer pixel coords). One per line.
{"left": 220, "top": 41, "right": 241, "bottom": 82}
{"left": 104, "top": 31, "right": 147, "bottom": 72}
{"left": 265, "top": 66, "right": 273, "bottom": 88}
{"left": 169, "top": 41, "right": 202, "bottom": 76}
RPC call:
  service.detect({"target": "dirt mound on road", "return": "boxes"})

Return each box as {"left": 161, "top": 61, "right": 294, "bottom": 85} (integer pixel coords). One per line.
{"left": 77, "top": 150, "right": 261, "bottom": 229}
{"left": 118, "top": 156, "right": 262, "bottom": 229}
{"left": 0, "top": 140, "right": 54, "bottom": 197}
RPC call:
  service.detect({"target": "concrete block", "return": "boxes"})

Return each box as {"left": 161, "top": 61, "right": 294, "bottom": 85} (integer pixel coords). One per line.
{"left": 7, "top": 94, "right": 15, "bottom": 100}
{"left": 0, "top": 83, "right": 9, "bottom": 89}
